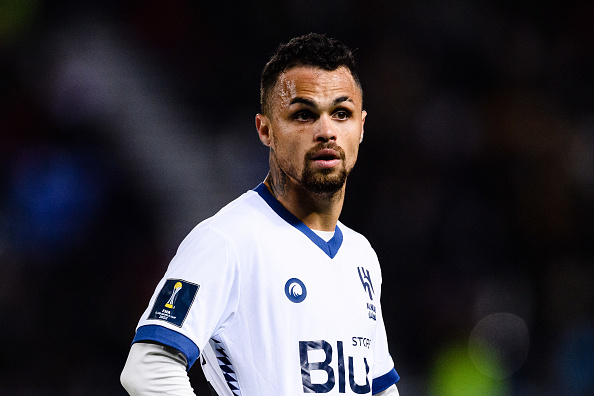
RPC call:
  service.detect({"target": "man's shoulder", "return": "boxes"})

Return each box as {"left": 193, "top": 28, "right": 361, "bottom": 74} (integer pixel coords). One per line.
{"left": 186, "top": 188, "right": 277, "bottom": 240}
{"left": 209, "top": 189, "right": 262, "bottom": 221}
{"left": 172, "top": 189, "right": 269, "bottom": 256}
{"left": 338, "top": 221, "right": 373, "bottom": 247}
{"left": 334, "top": 226, "right": 376, "bottom": 264}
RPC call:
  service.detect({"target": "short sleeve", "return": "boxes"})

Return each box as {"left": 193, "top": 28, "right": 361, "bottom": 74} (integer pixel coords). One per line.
{"left": 132, "top": 225, "right": 241, "bottom": 368}
{"left": 371, "top": 284, "right": 400, "bottom": 393}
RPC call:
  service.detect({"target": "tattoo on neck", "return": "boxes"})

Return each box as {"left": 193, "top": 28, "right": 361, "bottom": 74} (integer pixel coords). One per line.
{"left": 269, "top": 151, "right": 287, "bottom": 198}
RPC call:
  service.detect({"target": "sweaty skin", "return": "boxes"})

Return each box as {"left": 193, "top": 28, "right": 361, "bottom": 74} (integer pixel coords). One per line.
{"left": 277, "top": 75, "right": 298, "bottom": 111}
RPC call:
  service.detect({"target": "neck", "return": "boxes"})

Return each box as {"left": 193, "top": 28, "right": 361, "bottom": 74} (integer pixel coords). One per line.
{"left": 264, "top": 173, "right": 345, "bottom": 231}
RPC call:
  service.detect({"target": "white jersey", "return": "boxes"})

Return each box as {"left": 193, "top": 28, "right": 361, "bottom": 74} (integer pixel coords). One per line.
{"left": 132, "top": 183, "right": 399, "bottom": 395}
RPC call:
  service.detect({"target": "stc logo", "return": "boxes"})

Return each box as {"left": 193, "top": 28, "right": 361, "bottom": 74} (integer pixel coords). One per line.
{"left": 300, "top": 340, "right": 370, "bottom": 394}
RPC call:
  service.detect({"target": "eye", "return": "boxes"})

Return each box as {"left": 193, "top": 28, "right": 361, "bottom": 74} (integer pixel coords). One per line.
{"left": 293, "top": 110, "right": 316, "bottom": 121}
{"left": 333, "top": 109, "right": 352, "bottom": 120}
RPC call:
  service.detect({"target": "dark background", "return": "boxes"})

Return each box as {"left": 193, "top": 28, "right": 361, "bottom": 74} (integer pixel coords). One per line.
{"left": 1, "top": 0, "right": 593, "bottom": 395}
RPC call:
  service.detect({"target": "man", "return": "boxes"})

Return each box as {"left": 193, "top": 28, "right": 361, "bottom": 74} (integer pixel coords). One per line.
{"left": 121, "top": 33, "right": 401, "bottom": 395}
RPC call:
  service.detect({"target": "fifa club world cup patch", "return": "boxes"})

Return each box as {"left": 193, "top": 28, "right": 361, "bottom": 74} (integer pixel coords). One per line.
{"left": 148, "top": 279, "right": 199, "bottom": 327}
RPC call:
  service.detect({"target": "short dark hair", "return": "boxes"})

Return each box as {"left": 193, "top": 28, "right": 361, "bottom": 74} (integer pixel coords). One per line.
{"left": 260, "top": 33, "right": 361, "bottom": 116}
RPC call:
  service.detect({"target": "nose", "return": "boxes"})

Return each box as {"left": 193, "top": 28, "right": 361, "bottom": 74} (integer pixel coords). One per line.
{"left": 314, "top": 114, "right": 337, "bottom": 142}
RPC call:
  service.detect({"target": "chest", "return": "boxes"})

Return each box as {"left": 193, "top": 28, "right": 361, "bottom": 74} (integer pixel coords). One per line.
{"left": 238, "top": 232, "right": 381, "bottom": 338}
{"left": 222, "top": 225, "right": 384, "bottom": 394}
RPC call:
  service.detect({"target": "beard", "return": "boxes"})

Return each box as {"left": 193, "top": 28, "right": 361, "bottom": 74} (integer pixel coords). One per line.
{"left": 301, "top": 157, "right": 348, "bottom": 195}
{"left": 276, "top": 143, "right": 349, "bottom": 195}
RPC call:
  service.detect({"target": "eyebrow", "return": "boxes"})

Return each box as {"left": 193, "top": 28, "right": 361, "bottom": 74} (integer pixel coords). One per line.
{"left": 332, "top": 96, "right": 353, "bottom": 106}
{"left": 290, "top": 97, "right": 316, "bottom": 107}
{"left": 289, "top": 96, "right": 353, "bottom": 107}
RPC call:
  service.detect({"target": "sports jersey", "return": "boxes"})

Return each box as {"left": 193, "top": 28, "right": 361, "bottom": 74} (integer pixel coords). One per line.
{"left": 131, "top": 183, "right": 400, "bottom": 395}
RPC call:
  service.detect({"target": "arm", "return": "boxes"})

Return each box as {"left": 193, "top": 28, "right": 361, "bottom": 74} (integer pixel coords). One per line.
{"left": 376, "top": 384, "right": 400, "bottom": 396}
{"left": 124, "top": 226, "right": 241, "bottom": 395}
{"left": 121, "top": 342, "right": 196, "bottom": 395}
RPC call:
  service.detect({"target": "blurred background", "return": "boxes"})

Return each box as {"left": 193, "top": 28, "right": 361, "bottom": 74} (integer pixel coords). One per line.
{"left": 1, "top": 0, "right": 593, "bottom": 395}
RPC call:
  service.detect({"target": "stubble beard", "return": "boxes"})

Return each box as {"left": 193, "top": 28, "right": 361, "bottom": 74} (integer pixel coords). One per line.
{"left": 271, "top": 144, "right": 351, "bottom": 197}
{"left": 301, "top": 159, "right": 348, "bottom": 195}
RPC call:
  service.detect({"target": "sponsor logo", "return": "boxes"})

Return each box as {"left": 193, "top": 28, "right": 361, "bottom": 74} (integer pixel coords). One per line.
{"left": 285, "top": 278, "right": 307, "bottom": 303}
{"left": 299, "top": 339, "right": 371, "bottom": 394}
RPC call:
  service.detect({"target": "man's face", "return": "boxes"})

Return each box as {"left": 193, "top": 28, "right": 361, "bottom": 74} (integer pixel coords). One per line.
{"left": 256, "top": 66, "right": 366, "bottom": 195}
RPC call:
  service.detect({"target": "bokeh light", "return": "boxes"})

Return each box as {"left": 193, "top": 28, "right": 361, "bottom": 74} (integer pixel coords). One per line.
{"left": 469, "top": 312, "right": 530, "bottom": 379}
{"left": 429, "top": 343, "right": 509, "bottom": 396}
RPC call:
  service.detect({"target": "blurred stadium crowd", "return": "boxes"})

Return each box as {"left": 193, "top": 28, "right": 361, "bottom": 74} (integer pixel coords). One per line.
{"left": 1, "top": 0, "right": 593, "bottom": 395}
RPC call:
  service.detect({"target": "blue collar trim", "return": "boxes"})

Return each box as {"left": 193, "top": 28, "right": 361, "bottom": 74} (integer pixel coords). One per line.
{"left": 254, "top": 183, "right": 343, "bottom": 259}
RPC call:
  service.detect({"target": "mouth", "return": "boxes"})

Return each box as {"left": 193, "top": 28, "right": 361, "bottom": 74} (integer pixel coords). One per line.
{"left": 310, "top": 148, "right": 342, "bottom": 168}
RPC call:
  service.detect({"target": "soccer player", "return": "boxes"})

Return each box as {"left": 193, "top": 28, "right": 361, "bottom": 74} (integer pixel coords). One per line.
{"left": 121, "top": 33, "right": 401, "bottom": 395}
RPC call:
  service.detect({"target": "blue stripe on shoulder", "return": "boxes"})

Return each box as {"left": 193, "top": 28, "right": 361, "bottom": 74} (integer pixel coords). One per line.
{"left": 133, "top": 324, "right": 200, "bottom": 370}
{"left": 254, "top": 183, "right": 343, "bottom": 258}
{"left": 372, "top": 368, "right": 400, "bottom": 394}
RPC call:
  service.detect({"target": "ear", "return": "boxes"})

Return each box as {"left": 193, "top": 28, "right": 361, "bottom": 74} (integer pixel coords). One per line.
{"left": 359, "top": 110, "right": 367, "bottom": 143}
{"left": 256, "top": 113, "right": 272, "bottom": 147}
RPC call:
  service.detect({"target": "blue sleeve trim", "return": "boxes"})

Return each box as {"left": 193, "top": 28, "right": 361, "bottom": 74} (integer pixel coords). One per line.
{"left": 132, "top": 324, "right": 200, "bottom": 370}
{"left": 372, "top": 368, "right": 400, "bottom": 394}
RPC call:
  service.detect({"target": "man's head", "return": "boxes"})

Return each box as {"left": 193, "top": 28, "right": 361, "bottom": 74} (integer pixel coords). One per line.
{"left": 260, "top": 33, "right": 362, "bottom": 117}
{"left": 255, "top": 34, "right": 366, "bottom": 198}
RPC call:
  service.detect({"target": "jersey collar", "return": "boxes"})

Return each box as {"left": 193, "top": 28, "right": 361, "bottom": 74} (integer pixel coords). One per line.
{"left": 254, "top": 183, "right": 343, "bottom": 259}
